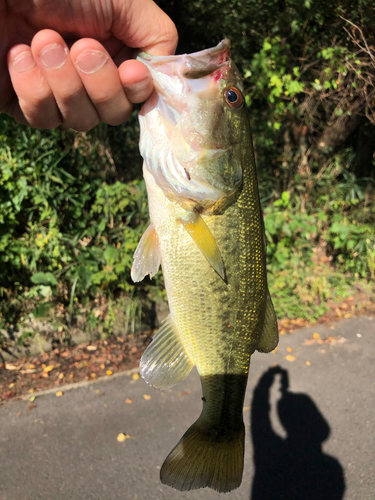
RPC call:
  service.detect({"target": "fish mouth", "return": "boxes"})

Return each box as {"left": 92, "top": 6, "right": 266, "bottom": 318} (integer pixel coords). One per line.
{"left": 137, "top": 39, "right": 231, "bottom": 77}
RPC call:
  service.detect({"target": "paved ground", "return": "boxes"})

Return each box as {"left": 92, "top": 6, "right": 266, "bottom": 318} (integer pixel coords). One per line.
{"left": 0, "top": 316, "right": 374, "bottom": 500}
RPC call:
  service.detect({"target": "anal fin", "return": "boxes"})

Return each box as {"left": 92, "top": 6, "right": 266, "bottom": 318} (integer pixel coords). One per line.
{"left": 131, "top": 223, "right": 161, "bottom": 283}
{"left": 257, "top": 291, "right": 279, "bottom": 353}
{"left": 179, "top": 212, "right": 225, "bottom": 281}
{"left": 140, "top": 314, "right": 194, "bottom": 389}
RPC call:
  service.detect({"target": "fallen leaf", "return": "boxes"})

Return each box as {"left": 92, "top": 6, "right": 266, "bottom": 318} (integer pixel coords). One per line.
{"left": 106, "top": 370, "right": 113, "bottom": 376}
{"left": 330, "top": 326, "right": 335, "bottom": 330}
{"left": 28, "top": 364, "right": 35, "bottom": 369}
{"left": 28, "top": 388, "right": 36, "bottom": 394}
{"left": 41, "top": 372, "right": 49, "bottom": 378}
{"left": 132, "top": 373, "right": 139, "bottom": 381}
{"left": 69, "top": 374, "right": 73, "bottom": 378}
{"left": 100, "top": 363, "right": 105, "bottom": 369}
{"left": 178, "top": 391, "right": 191, "bottom": 397}
{"left": 272, "top": 346, "right": 278, "bottom": 353}
{"left": 5, "top": 364, "right": 19, "bottom": 370}
{"left": 56, "top": 391, "right": 63, "bottom": 397}
{"left": 29, "top": 396, "right": 36, "bottom": 402}
{"left": 117, "top": 433, "right": 133, "bottom": 442}
{"left": 87, "top": 345, "right": 97, "bottom": 351}
{"left": 43, "top": 365, "right": 54, "bottom": 372}
{"left": 306, "top": 361, "right": 311, "bottom": 366}
{"left": 286, "top": 355, "right": 296, "bottom": 362}
{"left": 286, "top": 347, "right": 293, "bottom": 352}
{"left": 17, "top": 412, "right": 21, "bottom": 416}
{"left": 91, "top": 373, "right": 97, "bottom": 378}
{"left": 125, "top": 398, "right": 132, "bottom": 404}
{"left": 8, "top": 383, "right": 15, "bottom": 388}
{"left": 313, "top": 333, "right": 320, "bottom": 340}
{"left": 58, "top": 373, "right": 64, "bottom": 379}
{"left": 143, "top": 394, "right": 151, "bottom": 400}
{"left": 28, "top": 403, "right": 37, "bottom": 411}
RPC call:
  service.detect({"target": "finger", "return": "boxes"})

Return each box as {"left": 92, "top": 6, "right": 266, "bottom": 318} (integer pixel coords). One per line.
{"left": 112, "top": 0, "right": 178, "bottom": 55}
{"left": 31, "top": 30, "right": 100, "bottom": 132}
{"left": 119, "top": 60, "right": 153, "bottom": 104}
{"left": 7, "top": 44, "right": 61, "bottom": 129}
{"left": 71, "top": 38, "right": 133, "bottom": 126}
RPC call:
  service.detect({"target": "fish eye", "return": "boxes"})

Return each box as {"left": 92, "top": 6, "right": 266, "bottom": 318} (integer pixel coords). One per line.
{"left": 224, "top": 87, "right": 244, "bottom": 109}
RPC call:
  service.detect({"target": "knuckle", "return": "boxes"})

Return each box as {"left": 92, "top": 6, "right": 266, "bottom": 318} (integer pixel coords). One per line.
{"left": 19, "top": 98, "right": 61, "bottom": 129}
{"left": 68, "top": 116, "right": 100, "bottom": 132}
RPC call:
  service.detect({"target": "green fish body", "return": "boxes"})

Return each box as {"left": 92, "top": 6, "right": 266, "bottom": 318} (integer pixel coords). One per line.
{"left": 132, "top": 40, "right": 278, "bottom": 493}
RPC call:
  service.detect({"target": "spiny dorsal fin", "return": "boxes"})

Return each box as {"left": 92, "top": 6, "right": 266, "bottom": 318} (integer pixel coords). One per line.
{"left": 131, "top": 224, "right": 161, "bottom": 283}
{"left": 140, "top": 314, "right": 194, "bottom": 389}
{"left": 257, "top": 292, "right": 279, "bottom": 353}
{"left": 179, "top": 212, "right": 225, "bottom": 281}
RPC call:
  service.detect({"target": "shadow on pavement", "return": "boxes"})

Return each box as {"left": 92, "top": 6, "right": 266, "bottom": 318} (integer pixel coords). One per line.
{"left": 250, "top": 366, "right": 346, "bottom": 500}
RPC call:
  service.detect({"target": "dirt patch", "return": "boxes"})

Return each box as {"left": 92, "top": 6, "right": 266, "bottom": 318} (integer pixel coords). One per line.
{"left": 0, "top": 331, "right": 153, "bottom": 403}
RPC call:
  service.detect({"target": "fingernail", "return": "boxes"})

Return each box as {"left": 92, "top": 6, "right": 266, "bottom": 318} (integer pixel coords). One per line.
{"left": 40, "top": 43, "right": 68, "bottom": 69}
{"left": 75, "top": 50, "right": 108, "bottom": 74}
{"left": 12, "top": 51, "right": 35, "bottom": 72}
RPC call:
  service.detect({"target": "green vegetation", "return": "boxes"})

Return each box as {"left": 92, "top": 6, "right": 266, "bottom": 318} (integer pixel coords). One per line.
{"left": 1, "top": 0, "right": 374, "bottom": 351}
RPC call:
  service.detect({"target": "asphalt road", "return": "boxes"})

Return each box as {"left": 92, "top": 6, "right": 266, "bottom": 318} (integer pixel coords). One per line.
{"left": 1, "top": 316, "right": 374, "bottom": 500}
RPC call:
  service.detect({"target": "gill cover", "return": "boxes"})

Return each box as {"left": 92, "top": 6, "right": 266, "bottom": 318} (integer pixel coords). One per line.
{"left": 137, "top": 40, "right": 245, "bottom": 211}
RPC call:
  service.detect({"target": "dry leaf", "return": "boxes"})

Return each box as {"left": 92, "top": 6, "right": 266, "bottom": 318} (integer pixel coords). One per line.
{"left": 100, "top": 363, "right": 105, "bottom": 370}
{"left": 286, "top": 347, "right": 293, "bottom": 352}
{"left": 313, "top": 333, "right": 320, "bottom": 340}
{"left": 29, "top": 396, "right": 36, "bottom": 402}
{"left": 28, "top": 364, "right": 35, "bottom": 369}
{"left": 69, "top": 374, "right": 73, "bottom": 378}
{"left": 28, "top": 388, "right": 36, "bottom": 394}
{"left": 143, "top": 394, "right": 151, "bottom": 400}
{"left": 306, "top": 361, "right": 311, "bottom": 366}
{"left": 58, "top": 373, "right": 64, "bottom": 379}
{"left": 117, "top": 433, "right": 133, "bottom": 442}
{"left": 8, "top": 383, "right": 15, "bottom": 388}
{"left": 132, "top": 373, "right": 139, "bottom": 381}
{"left": 87, "top": 345, "right": 97, "bottom": 351}
{"left": 178, "top": 390, "right": 191, "bottom": 397}
{"left": 125, "top": 398, "right": 132, "bottom": 404}
{"left": 17, "top": 412, "right": 21, "bottom": 417}
{"left": 5, "top": 364, "right": 19, "bottom": 370}
{"left": 56, "top": 391, "right": 63, "bottom": 397}
{"left": 106, "top": 370, "right": 113, "bottom": 376}
{"left": 43, "top": 365, "right": 54, "bottom": 372}
{"left": 286, "top": 355, "right": 296, "bottom": 362}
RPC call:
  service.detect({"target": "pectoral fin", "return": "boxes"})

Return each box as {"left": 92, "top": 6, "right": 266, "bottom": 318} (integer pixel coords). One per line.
{"left": 131, "top": 224, "right": 161, "bottom": 283}
{"left": 140, "top": 314, "right": 194, "bottom": 389}
{"left": 179, "top": 212, "right": 225, "bottom": 281}
{"left": 257, "top": 292, "right": 279, "bottom": 353}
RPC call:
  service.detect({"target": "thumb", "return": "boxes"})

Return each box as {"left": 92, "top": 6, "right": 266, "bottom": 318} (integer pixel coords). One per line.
{"left": 111, "top": 0, "right": 178, "bottom": 55}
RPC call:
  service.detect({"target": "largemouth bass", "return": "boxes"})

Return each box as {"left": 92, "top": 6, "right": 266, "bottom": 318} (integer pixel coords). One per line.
{"left": 131, "top": 39, "right": 278, "bottom": 493}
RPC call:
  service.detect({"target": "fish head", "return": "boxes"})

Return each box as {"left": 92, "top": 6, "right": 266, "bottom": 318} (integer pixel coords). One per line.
{"left": 138, "top": 40, "right": 249, "bottom": 212}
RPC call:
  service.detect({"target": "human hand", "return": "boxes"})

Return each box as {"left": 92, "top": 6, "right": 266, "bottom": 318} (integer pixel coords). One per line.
{"left": 1, "top": 0, "right": 177, "bottom": 130}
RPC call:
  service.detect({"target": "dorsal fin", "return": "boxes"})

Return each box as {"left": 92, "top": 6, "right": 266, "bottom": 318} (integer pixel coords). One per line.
{"left": 257, "top": 292, "right": 279, "bottom": 353}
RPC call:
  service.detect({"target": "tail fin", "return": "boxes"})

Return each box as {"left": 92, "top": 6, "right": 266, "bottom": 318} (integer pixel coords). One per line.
{"left": 160, "top": 419, "right": 245, "bottom": 493}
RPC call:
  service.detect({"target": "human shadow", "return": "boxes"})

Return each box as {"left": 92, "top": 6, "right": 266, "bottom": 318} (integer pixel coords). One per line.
{"left": 250, "top": 366, "right": 345, "bottom": 500}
